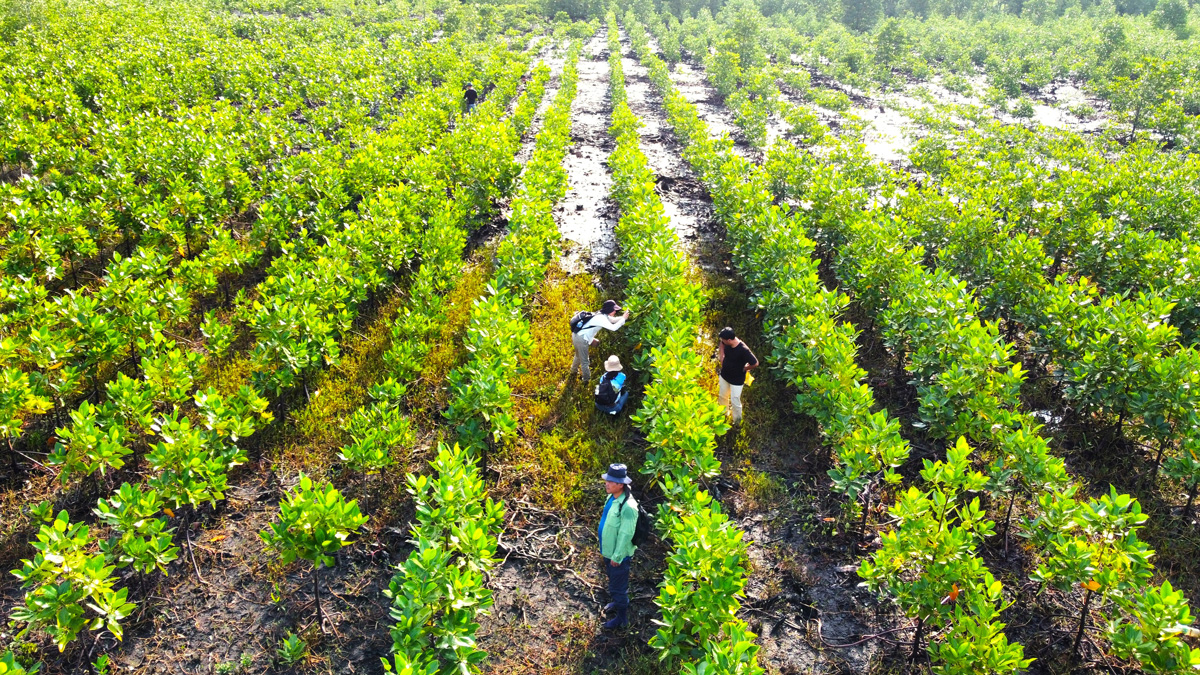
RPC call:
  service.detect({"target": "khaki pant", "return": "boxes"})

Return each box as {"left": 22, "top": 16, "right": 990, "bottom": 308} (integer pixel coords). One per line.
{"left": 570, "top": 332, "right": 593, "bottom": 381}
{"left": 718, "top": 375, "right": 745, "bottom": 422}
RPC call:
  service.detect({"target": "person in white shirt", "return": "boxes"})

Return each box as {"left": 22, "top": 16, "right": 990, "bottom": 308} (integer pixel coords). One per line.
{"left": 570, "top": 299, "right": 629, "bottom": 382}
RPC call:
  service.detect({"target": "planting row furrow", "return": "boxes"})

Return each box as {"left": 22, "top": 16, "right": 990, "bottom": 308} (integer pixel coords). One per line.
{"left": 379, "top": 42, "right": 581, "bottom": 675}
{"left": 608, "top": 17, "right": 762, "bottom": 673}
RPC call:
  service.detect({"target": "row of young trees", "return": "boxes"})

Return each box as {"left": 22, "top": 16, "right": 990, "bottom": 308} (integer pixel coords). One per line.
{"left": 608, "top": 16, "right": 763, "bottom": 673}
{"left": 382, "top": 43, "right": 582, "bottom": 673}
{"left": 268, "top": 72, "right": 551, "bottom": 665}
{"left": 263, "top": 38, "right": 565, "bottom": 672}
{"left": 2, "top": 17, "right": 542, "bottom": 670}
{"left": 684, "top": 0, "right": 1200, "bottom": 520}
{"left": 657, "top": 5, "right": 1200, "bottom": 668}
{"left": 628, "top": 14, "right": 1030, "bottom": 670}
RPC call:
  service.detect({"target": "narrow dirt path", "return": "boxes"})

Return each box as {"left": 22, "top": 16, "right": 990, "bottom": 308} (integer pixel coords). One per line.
{"left": 475, "top": 36, "right": 667, "bottom": 673}
{"left": 667, "top": 60, "right": 752, "bottom": 154}
{"left": 55, "top": 53, "right": 574, "bottom": 675}
{"left": 636, "top": 41, "right": 889, "bottom": 674}
{"left": 557, "top": 33, "right": 617, "bottom": 274}
{"left": 619, "top": 37, "right": 721, "bottom": 263}
{"left": 775, "top": 75, "right": 917, "bottom": 167}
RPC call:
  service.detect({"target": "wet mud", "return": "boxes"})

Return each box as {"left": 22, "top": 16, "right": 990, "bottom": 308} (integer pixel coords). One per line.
{"left": 478, "top": 500, "right": 669, "bottom": 672}
{"left": 556, "top": 33, "right": 619, "bottom": 274}
{"left": 512, "top": 47, "right": 566, "bottom": 168}
{"left": 780, "top": 61, "right": 1114, "bottom": 169}
{"left": 619, "top": 39, "right": 722, "bottom": 257}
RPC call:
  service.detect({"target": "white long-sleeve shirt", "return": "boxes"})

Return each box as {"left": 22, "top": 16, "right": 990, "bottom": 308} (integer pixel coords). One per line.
{"left": 577, "top": 313, "right": 626, "bottom": 342}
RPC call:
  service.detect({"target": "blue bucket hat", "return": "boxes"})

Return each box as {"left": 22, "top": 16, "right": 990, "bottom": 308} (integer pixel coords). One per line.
{"left": 602, "top": 463, "right": 632, "bottom": 484}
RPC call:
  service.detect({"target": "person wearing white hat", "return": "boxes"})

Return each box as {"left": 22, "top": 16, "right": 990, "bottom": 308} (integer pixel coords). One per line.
{"left": 594, "top": 355, "right": 630, "bottom": 415}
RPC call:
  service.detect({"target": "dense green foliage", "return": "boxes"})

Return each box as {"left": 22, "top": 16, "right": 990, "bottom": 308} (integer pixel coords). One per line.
{"left": 631, "top": 0, "right": 1200, "bottom": 668}
{"left": 4, "top": 0, "right": 1200, "bottom": 669}
{"left": 2, "top": 0, "right": 546, "bottom": 663}
{"left": 384, "top": 40, "right": 581, "bottom": 675}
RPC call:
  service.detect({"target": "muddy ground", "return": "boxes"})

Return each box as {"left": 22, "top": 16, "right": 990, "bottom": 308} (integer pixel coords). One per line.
{"left": 557, "top": 33, "right": 617, "bottom": 274}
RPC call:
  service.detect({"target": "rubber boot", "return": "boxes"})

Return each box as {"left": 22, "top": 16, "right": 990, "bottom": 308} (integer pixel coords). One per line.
{"left": 603, "top": 606, "right": 628, "bottom": 629}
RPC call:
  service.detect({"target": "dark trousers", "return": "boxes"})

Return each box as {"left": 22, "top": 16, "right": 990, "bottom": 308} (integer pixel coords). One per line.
{"left": 604, "top": 557, "right": 631, "bottom": 624}
{"left": 596, "top": 388, "right": 630, "bottom": 415}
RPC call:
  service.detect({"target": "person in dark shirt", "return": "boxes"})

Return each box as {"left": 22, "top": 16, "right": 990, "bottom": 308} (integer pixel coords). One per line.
{"left": 464, "top": 83, "right": 478, "bottom": 112}
{"left": 716, "top": 326, "right": 758, "bottom": 423}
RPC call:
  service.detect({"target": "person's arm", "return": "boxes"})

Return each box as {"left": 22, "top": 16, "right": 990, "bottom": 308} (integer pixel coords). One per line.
{"left": 611, "top": 497, "right": 639, "bottom": 563}
{"left": 717, "top": 340, "right": 726, "bottom": 364}
{"left": 745, "top": 348, "right": 759, "bottom": 372}
{"left": 602, "top": 311, "right": 629, "bottom": 331}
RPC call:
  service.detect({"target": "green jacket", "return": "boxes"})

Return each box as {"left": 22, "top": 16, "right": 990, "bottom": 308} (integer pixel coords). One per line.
{"left": 600, "top": 492, "right": 639, "bottom": 562}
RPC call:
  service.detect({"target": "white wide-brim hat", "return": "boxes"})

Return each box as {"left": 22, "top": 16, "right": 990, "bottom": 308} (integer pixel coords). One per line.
{"left": 604, "top": 355, "right": 623, "bottom": 372}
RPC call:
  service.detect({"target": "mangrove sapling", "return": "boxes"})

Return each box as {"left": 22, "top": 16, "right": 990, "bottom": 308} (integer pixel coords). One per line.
{"left": 0, "top": 367, "right": 52, "bottom": 474}
{"left": 1163, "top": 449, "right": 1200, "bottom": 523}
{"left": 47, "top": 401, "right": 132, "bottom": 485}
{"left": 260, "top": 474, "right": 368, "bottom": 631}
{"left": 985, "top": 426, "right": 1069, "bottom": 556}
{"left": 338, "top": 379, "right": 412, "bottom": 476}
{"left": 384, "top": 443, "right": 504, "bottom": 671}
{"left": 1107, "top": 581, "right": 1200, "bottom": 673}
{"left": 276, "top": 633, "right": 306, "bottom": 666}
{"left": 1022, "top": 486, "right": 1154, "bottom": 662}
{"left": 857, "top": 439, "right": 1022, "bottom": 668}
{"left": 94, "top": 483, "right": 180, "bottom": 575}
{"left": 338, "top": 379, "right": 413, "bottom": 513}
{"left": 10, "top": 508, "right": 137, "bottom": 652}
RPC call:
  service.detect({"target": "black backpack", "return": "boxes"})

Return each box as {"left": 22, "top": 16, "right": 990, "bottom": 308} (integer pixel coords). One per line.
{"left": 620, "top": 493, "right": 654, "bottom": 548}
{"left": 595, "top": 372, "right": 619, "bottom": 406}
{"left": 569, "top": 310, "right": 595, "bottom": 333}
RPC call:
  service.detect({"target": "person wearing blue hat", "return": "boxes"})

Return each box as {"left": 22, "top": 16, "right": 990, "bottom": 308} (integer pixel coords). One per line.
{"left": 598, "top": 463, "right": 638, "bottom": 629}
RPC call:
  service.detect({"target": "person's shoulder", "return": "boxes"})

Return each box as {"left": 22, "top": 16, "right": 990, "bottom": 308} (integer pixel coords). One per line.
{"left": 623, "top": 493, "right": 639, "bottom": 509}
